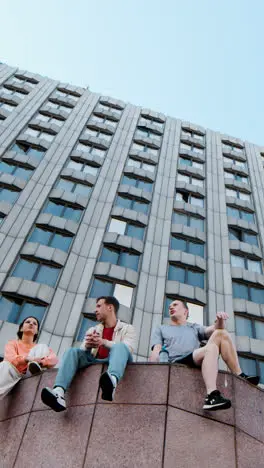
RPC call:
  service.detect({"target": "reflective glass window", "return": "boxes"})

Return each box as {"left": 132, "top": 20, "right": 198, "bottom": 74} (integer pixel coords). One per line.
{"left": 12, "top": 259, "right": 38, "bottom": 280}
{"left": 235, "top": 316, "right": 253, "bottom": 338}
{"left": 255, "top": 321, "right": 264, "bottom": 340}
{"left": 232, "top": 282, "right": 249, "bottom": 300}
{"left": 89, "top": 278, "right": 114, "bottom": 297}
{"left": 35, "top": 264, "right": 60, "bottom": 287}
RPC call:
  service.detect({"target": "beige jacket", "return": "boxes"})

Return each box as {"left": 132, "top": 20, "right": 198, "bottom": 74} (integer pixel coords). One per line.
{"left": 80, "top": 319, "right": 137, "bottom": 356}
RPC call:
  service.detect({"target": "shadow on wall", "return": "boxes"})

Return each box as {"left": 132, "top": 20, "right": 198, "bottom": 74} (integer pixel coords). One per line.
{"left": 0, "top": 364, "right": 263, "bottom": 468}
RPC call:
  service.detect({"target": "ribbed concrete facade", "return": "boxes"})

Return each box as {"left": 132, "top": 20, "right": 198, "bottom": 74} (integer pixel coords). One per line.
{"left": 0, "top": 63, "right": 264, "bottom": 381}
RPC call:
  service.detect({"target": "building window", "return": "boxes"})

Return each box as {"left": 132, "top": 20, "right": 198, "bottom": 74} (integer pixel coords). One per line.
{"left": 226, "top": 206, "right": 255, "bottom": 223}
{"left": 83, "top": 128, "right": 112, "bottom": 142}
{"left": 127, "top": 157, "right": 155, "bottom": 173}
{"left": 164, "top": 296, "right": 204, "bottom": 323}
{"left": 180, "top": 143, "right": 204, "bottom": 155}
{"left": 24, "top": 128, "right": 54, "bottom": 142}
{"left": 176, "top": 191, "right": 204, "bottom": 207}
{"left": 223, "top": 156, "right": 246, "bottom": 169}
{"left": 13, "top": 75, "right": 38, "bottom": 85}
{"left": 223, "top": 143, "right": 244, "bottom": 154}
{"left": 44, "top": 200, "right": 83, "bottom": 222}
{"left": 168, "top": 264, "right": 204, "bottom": 288}
{"left": 108, "top": 217, "right": 145, "bottom": 241}
{"left": 0, "top": 214, "right": 5, "bottom": 225}
{"left": 11, "top": 142, "right": 45, "bottom": 160}
{"left": 135, "top": 128, "right": 161, "bottom": 143}
{"left": 36, "top": 113, "right": 64, "bottom": 127}
{"left": 0, "top": 160, "right": 32, "bottom": 181}
{"left": 232, "top": 281, "right": 264, "bottom": 304}
{"left": 172, "top": 211, "right": 204, "bottom": 232}
{"left": 66, "top": 159, "right": 98, "bottom": 176}
{"left": 235, "top": 314, "right": 264, "bottom": 340}
{"left": 228, "top": 227, "right": 258, "bottom": 247}
{"left": 131, "top": 142, "right": 158, "bottom": 156}
{"left": 75, "top": 142, "right": 105, "bottom": 158}
{"left": 12, "top": 258, "right": 61, "bottom": 287}
{"left": 177, "top": 173, "right": 204, "bottom": 188}
{"left": 97, "top": 103, "right": 122, "bottom": 115}
{"left": 99, "top": 246, "right": 140, "bottom": 271}
{"left": 121, "top": 175, "right": 153, "bottom": 193}
{"left": 224, "top": 170, "right": 248, "bottom": 183}
{"left": 226, "top": 188, "right": 251, "bottom": 202}
{"left": 138, "top": 117, "right": 164, "bottom": 130}
{"left": 0, "top": 186, "right": 19, "bottom": 204}
{"left": 56, "top": 178, "right": 92, "bottom": 197}
{"left": 89, "top": 114, "right": 118, "bottom": 127}
{"left": 238, "top": 356, "right": 264, "bottom": 384}
{"left": 28, "top": 227, "right": 73, "bottom": 252}
{"left": 181, "top": 130, "right": 204, "bottom": 142}
{"left": 56, "top": 90, "right": 79, "bottom": 101}
{"left": 1, "top": 86, "right": 27, "bottom": 97}
{"left": 77, "top": 316, "right": 99, "bottom": 341}
{"left": 89, "top": 278, "right": 133, "bottom": 307}
{"left": 230, "top": 254, "right": 262, "bottom": 274}
{"left": 0, "top": 101, "right": 16, "bottom": 111}
{"left": 170, "top": 235, "right": 204, "bottom": 258}
{"left": 0, "top": 296, "right": 46, "bottom": 324}
{"left": 116, "top": 195, "right": 149, "bottom": 215}
{"left": 47, "top": 101, "right": 72, "bottom": 114}
{"left": 178, "top": 156, "right": 204, "bottom": 170}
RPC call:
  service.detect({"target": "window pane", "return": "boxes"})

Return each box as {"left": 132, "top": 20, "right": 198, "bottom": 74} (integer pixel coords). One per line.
{"left": 179, "top": 157, "right": 191, "bottom": 167}
{"left": 67, "top": 160, "right": 83, "bottom": 171}
{"left": 176, "top": 192, "right": 184, "bottom": 201}
{"left": 227, "top": 206, "right": 239, "bottom": 218}
{"left": 190, "top": 217, "right": 204, "bottom": 232}
{"left": 114, "top": 283, "right": 133, "bottom": 307}
{"left": 122, "top": 175, "right": 137, "bottom": 187}
{"left": 192, "top": 178, "right": 203, "bottom": 188}
{"left": 25, "top": 128, "right": 39, "bottom": 137}
{"left": 192, "top": 147, "right": 204, "bottom": 155}
{"left": 126, "top": 224, "right": 144, "bottom": 240}
{"left": 41, "top": 132, "right": 54, "bottom": 142}
{"left": 99, "top": 247, "right": 119, "bottom": 264}
{"left": 35, "top": 264, "right": 60, "bottom": 287}
{"left": 76, "top": 142, "right": 90, "bottom": 152}
{"left": 255, "top": 321, "right": 264, "bottom": 340}
{"left": 57, "top": 179, "right": 74, "bottom": 192}
{"left": 247, "top": 259, "right": 262, "bottom": 274}
{"left": 77, "top": 316, "right": 98, "bottom": 341}
{"left": 190, "top": 196, "right": 204, "bottom": 207}
{"left": 239, "top": 357, "right": 257, "bottom": 376}
{"left": 235, "top": 316, "right": 253, "bottom": 338}
{"left": 119, "top": 252, "right": 139, "bottom": 271}
{"left": 0, "top": 188, "right": 19, "bottom": 203}
{"left": 163, "top": 297, "right": 172, "bottom": 318}
{"left": 168, "top": 265, "right": 185, "bottom": 282}
{"left": 116, "top": 195, "right": 132, "bottom": 209}
{"left": 14, "top": 166, "right": 32, "bottom": 181}
{"left": 28, "top": 147, "right": 45, "bottom": 160}
{"left": 83, "top": 165, "right": 98, "bottom": 176}
{"left": 259, "top": 361, "right": 264, "bottom": 385}
{"left": 63, "top": 206, "right": 82, "bottom": 222}
{"left": 50, "top": 233, "right": 72, "bottom": 252}
{"left": 172, "top": 212, "right": 187, "bottom": 225}
{"left": 187, "top": 270, "right": 204, "bottom": 288}
{"left": 178, "top": 174, "right": 189, "bottom": 184}
{"left": 44, "top": 201, "right": 64, "bottom": 217}
{"left": 0, "top": 296, "right": 20, "bottom": 322}
{"left": 229, "top": 228, "right": 240, "bottom": 241}
{"left": 170, "top": 236, "right": 186, "bottom": 251}
{"left": 28, "top": 227, "right": 52, "bottom": 245}
{"left": 91, "top": 147, "right": 105, "bottom": 158}
{"left": 0, "top": 161, "right": 14, "bottom": 174}
{"left": 180, "top": 143, "right": 191, "bottom": 151}
{"left": 132, "top": 200, "right": 149, "bottom": 214}
{"left": 137, "top": 180, "right": 152, "bottom": 192}
{"left": 142, "top": 162, "right": 155, "bottom": 173}
{"left": 244, "top": 232, "right": 258, "bottom": 246}
{"left": 239, "top": 192, "right": 250, "bottom": 202}
{"left": 89, "top": 278, "right": 114, "bottom": 297}
{"left": 224, "top": 171, "right": 234, "bottom": 179}
{"left": 192, "top": 161, "right": 203, "bottom": 169}
{"left": 19, "top": 303, "right": 46, "bottom": 324}
{"left": 250, "top": 286, "right": 264, "bottom": 304}
{"left": 12, "top": 259, "right": 38, "bottom": 280}
{"left": 187, "top": 302, "right": 204, "bottom": 325}
{"left": 108, "top": 218, "right": 126, "bottom": 235}
{"left": 74, "top": 183, "right": 91, "bottom": 197}
{"left": 231, "top": 255, "right": 245, "bottom": 269}
{"left": 189, "top": 241, "right": 204, "bottom": 257}
{"left": 232, "top": 282, "right": 249, "bottom": 300}
{"left": 127, "top": 158, "right": 140, "bottom": 168}
{"left": 241, "top": 211, "right": 254, "bottom": 223}
{"left": 226, "top": 188, "right": 237, "bottom": 198}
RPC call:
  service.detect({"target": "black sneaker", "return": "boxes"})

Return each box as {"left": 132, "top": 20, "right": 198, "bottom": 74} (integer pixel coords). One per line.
{"left": 99, "top": 371, "right": 117, "bottom": 401}
{"left": 203, "top": 390, "right": 232, "bottom": 411}
{"left": 41, "top": 387, "right": 66, "bottom": 412}
{"left": 239, "top": 373, "right": 260, "bottom": 386}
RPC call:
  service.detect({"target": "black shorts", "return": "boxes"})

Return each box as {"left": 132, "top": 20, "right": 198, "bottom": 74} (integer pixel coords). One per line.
{"left": 173, "top": 352, "right": 200, "bottom": 368}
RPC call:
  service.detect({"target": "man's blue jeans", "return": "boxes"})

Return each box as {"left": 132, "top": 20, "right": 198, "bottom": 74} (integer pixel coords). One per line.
{"left": 54, "top": 343, "right": 132, "bottom": 391}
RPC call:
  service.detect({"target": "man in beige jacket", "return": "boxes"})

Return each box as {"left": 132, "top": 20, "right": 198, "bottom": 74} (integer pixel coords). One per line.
{"left": 41, "top": 296, "right": 136, "bottom": 412}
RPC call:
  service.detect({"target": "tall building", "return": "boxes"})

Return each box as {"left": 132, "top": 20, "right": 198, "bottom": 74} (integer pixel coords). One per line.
{"left": 0, "top": 62, "right": 263, "bottom": 382}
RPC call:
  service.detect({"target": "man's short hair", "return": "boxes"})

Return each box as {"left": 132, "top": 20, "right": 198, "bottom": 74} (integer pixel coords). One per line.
{"left": 177, "top": 299, "right": 189, "bottom": 318}
{"left": 96, "top": 296, "right": 120, "bottom": 314}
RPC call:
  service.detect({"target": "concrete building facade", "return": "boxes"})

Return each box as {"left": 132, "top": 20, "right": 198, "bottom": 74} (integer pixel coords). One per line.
{"left": 0, "top": 62, "right": 263, "bottom": 382}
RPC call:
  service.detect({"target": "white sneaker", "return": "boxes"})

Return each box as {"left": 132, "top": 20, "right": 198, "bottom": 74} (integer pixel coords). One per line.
{"left": 28, "top": 361, "right": 42, "bottom": 375}
{"left": 99, "top": 371, "right": 117, "bottom": 401}
{"left": 41, "top": 387, "right": 66, "bottom": 412}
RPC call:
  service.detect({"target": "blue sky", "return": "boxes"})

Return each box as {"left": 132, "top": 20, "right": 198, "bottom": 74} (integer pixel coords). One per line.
{"left": 1, "top": 0, "right": 263, "bottom": 144}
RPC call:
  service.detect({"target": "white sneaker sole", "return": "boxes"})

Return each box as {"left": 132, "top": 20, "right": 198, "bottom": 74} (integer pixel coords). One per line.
{"left": 203, "top": 400, "right": 231, "bottom": 411}
{"left": 41, "top": 387, "right": 66, "bottom": 412}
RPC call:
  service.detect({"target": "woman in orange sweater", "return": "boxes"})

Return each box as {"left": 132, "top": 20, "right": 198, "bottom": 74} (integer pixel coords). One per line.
{"left": 0, "top": 316, "right": 58, "bottom": 399}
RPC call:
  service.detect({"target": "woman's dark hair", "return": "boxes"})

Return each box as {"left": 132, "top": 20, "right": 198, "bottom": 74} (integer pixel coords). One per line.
{"left": 17, "top": 316, "right": 40, "bottom": 342}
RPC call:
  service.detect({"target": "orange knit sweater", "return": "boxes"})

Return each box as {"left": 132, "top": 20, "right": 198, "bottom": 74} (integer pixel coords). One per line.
{"left": 4, "top": 340, "right": 58, "bottom": 374}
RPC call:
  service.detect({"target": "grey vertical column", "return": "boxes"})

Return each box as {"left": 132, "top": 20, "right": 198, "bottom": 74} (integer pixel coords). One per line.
{"left": 0, "top": 90, "right": 98, "bottom": 290}
{"left": 133, "top": 117, "right": 181, "bottom": 360}
{"left": 39, "top": 103, "right": 141, "bottom": 356}
{"left": 206, "top": 131, "right": 234, "bottom": 330}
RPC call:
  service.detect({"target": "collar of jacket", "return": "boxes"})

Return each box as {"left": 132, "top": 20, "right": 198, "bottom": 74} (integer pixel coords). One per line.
{"left": 96, "top": 319, "right": 122, "bottom": 334}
